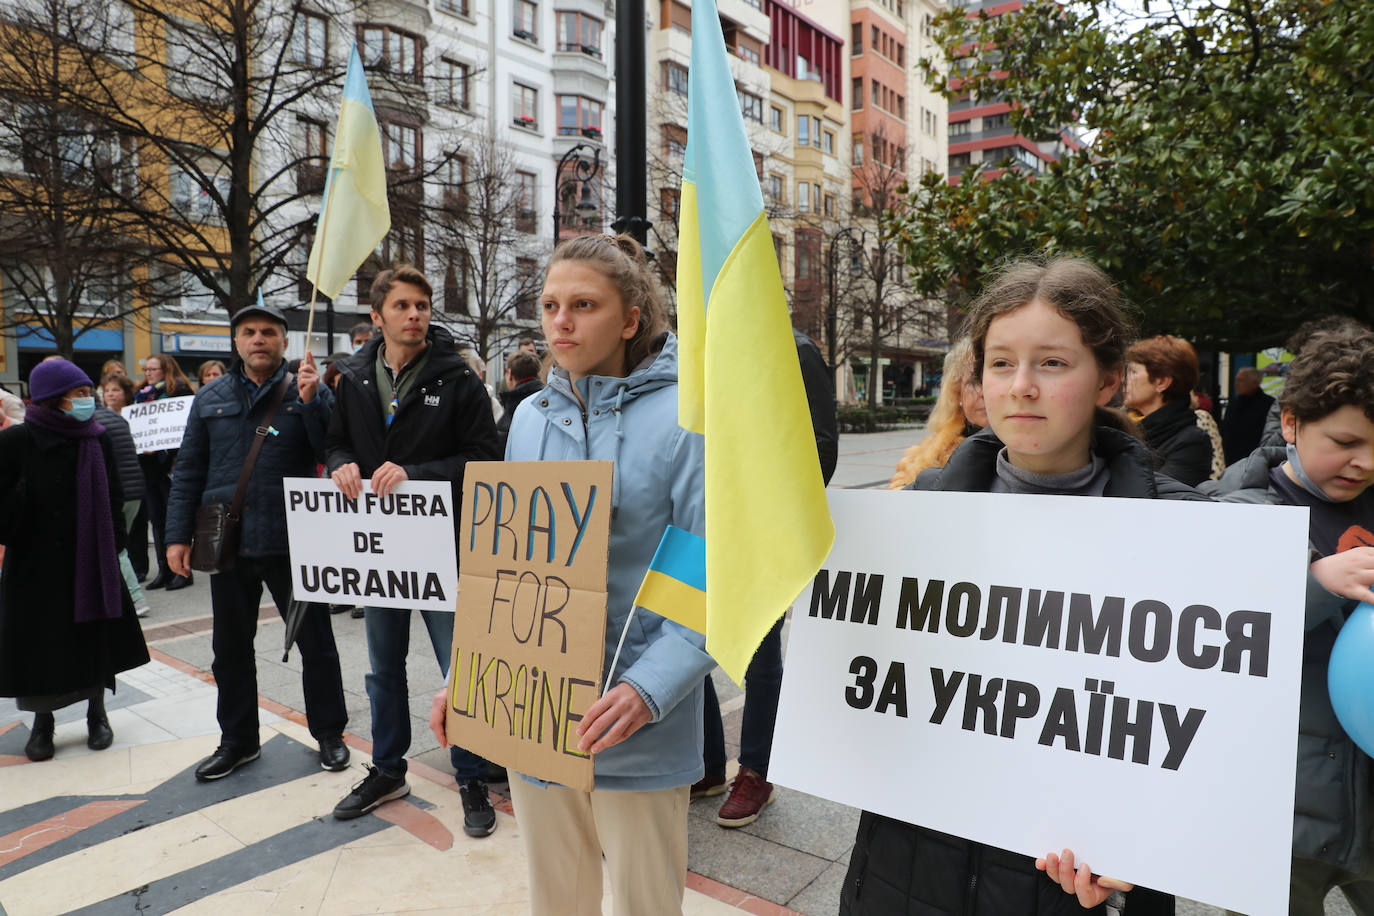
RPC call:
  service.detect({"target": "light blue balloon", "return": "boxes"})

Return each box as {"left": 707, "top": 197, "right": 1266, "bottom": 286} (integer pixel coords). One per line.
{"left": 1329, "top": 602, "right": 1374, "bottom": 758}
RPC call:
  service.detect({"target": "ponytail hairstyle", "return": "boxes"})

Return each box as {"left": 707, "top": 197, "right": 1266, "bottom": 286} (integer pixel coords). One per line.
{"left": 548, "top": 234, "right": 671, "bottom": 371}
{"left": 966, "top": 256, "right": 1136, "bottom": 430}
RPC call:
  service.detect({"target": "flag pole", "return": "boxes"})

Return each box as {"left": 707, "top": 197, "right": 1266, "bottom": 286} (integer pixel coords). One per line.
{"left": 304, "top": 176, "right": 337, "bottom": 352}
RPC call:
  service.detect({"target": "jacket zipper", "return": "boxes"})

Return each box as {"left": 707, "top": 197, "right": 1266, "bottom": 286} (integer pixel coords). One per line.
{"left": 963, "top": 843, "right": 982, "bottom": 916}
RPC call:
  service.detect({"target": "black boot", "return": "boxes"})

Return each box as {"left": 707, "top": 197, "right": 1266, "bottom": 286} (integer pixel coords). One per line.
{"left": 165, "top": 572, "right": 194, "bottom": 591}
{"left": 25, "top": 712, "right": 54, "bottom": 761}
{"left": 146, "top": 570, "right": 172, "bottom": 590}
{"left": 87, "top": 695, "right": 113, "bottom": 750}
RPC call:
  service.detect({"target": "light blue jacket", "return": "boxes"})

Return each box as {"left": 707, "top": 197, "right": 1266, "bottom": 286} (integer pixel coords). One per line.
{"left": 504, "top": 333, "right": 712, "bottom": 791}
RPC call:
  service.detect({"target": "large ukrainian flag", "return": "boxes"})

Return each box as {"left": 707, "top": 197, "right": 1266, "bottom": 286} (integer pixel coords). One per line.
{"left": 670, "top": 0, "right": 834, "bottom": 684}
{"left": 306, "top": 44, "right": 390, "bottom": 299}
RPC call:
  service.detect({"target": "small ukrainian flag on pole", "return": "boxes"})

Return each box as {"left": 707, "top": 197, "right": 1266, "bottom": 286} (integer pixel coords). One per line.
{"left": 634, "top": 525, "right": 707, "bottom": 636}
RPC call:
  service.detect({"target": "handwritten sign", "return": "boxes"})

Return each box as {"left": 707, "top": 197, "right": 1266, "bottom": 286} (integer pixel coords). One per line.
{"left": 283, "top": 478, "right": 458, "bottom": 612}
{"left": 445, "top": 460, "right": 612, "bottom": 792}
{"left": 121, "top": 396, "right": 193, "bottom": 453}
{"left": 771, "top": 489, "right": 1309, "bottom": 916}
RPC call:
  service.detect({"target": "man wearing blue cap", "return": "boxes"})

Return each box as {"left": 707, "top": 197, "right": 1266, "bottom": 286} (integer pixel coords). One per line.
{"left": 166, "top": 300, "right": 349, "bottom": 780}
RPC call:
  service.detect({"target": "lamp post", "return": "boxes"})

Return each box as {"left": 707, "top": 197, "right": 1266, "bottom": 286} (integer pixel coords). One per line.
{"left": 826, "top": 226, "right": 866, "bottom": 398}
{"left": 553, "top": 144, "right": 602, "bottom": 245}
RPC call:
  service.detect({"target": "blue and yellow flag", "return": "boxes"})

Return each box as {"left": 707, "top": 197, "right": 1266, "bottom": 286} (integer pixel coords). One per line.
{"left": 306, "top": 44, "right": 390, "bottom": 300}
{"left": 633, "top": 526, "right": 707, "bottom": 636}
{"left": 663, "top": 0, "right": 835, "bottom": 684}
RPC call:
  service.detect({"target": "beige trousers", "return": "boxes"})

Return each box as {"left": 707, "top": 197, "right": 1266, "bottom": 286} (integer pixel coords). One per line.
{"left": 507, "top": 776, "right": 690, "bottom": 916}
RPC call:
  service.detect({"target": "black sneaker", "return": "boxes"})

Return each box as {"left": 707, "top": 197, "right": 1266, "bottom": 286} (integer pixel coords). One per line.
{"left": 333, "top": 765, "right": 409, "bottom": 820}
{"left": 459, "top": 778, "right": 497, "bottom": 837}
{"left": 318, "top": 735, "right": 350, "bottom": 771}
{"left": 195, "top": 745, "right": 260, "bottom": 781}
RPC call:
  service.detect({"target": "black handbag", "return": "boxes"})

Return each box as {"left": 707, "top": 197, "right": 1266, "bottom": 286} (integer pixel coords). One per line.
{"left": 189, "top": 373, "right": 292, "bottom": 574}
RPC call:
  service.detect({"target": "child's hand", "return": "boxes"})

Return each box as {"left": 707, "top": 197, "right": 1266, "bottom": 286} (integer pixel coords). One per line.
{"left": 1312, "top": 548, "right": 1374, "bottom": 602}
{"left": 1036, "top": 849, "right": 1132, "bottom": 908}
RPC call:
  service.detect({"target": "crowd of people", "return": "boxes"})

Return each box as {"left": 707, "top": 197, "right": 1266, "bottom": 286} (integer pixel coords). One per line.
{"left": 1, "top": 242, "right": 1372, "bottom": 916}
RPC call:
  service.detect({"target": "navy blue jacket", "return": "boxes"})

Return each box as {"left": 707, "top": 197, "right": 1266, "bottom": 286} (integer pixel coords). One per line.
{"left": 166, "top": 362, "right": 332, "bottom": 557}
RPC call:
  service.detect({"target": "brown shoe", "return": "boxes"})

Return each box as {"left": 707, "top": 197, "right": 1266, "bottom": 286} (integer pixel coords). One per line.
{"left": 715, "top": 767, "right": 775, "bottom": 828}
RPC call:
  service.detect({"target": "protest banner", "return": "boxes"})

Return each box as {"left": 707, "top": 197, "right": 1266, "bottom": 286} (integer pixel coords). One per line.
{"left": 283, "top": 477, "right": 457, "bottom": 612}
{"left": 121, "top": 396, "right": 194, "bottom": 453}
{"left": 444, "top": 460, "right": 612, "bottom": 792}
{"left": 771, "top": 489, "right": 1310, "bottom": 916}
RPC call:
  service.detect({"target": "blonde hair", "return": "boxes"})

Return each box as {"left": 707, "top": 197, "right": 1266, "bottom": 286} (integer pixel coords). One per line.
{"left": 890, "top": 340, "right": 978, "bottom": 488}
{"left": 547, "top": 234, "right": 671, "bottom": 371}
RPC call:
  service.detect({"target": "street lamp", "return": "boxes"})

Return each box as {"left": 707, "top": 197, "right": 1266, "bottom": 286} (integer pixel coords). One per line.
{"left": 553, "top": 144, "right": 602, "bottom": 245}
{"left": 827, "top": 226, "right": 867, "bottom": 394}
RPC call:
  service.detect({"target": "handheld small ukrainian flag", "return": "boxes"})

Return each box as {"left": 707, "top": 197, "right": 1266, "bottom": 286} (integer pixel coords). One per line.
{"left": 633, "top": 526, "right": 707, "bottom": 636}
{"left": 660, "top": 0, "right": 834, "bottom": 684}
{"left": 306, "top": 44, "right": 390, "bottom": 300}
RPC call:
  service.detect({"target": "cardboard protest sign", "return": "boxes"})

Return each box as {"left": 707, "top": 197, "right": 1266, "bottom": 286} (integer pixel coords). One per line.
{"left": 771, "top": 489, "right": 1309, "bottom": 916}
{"left": 283, "top": 478, "right": 457, "bottom": 612}
{"left": 445, "top": 460, "right": 612, "bottom": 792}
{"left": 121, "top": 396, "right": 194, "bottom": 453}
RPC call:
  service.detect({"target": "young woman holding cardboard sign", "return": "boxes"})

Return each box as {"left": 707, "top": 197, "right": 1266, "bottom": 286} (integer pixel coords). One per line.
{"left": 431, "top": 234, "right": 711, "bottom": 916}
{"left": 841, "top": 258, "right": 1197, "bottom": 915}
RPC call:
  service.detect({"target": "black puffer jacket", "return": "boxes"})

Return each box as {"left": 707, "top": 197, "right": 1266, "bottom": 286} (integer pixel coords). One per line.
{"left": 842, "top": 424, "right": 1198, "bottom": 916}
{"left": 94, "top": 406, "right": 145, "bottom": 501}
{"left": 1200, "top": 447, "right": 1369, "bottom": 871}
{"left": 1139, "top": 398, "right": 1213, "bottom": 487}
{"left": 326, "top": 325, "right": 501, "bottom": 539}
{"left": 496, "top": 376, "right": 543, "bottom": 450}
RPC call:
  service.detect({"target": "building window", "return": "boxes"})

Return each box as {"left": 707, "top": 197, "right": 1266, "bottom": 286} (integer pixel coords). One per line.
{"left": 983, "top": 112, "right": 1011, "bottom": 132}
{"left": 291, "top": 10, "right": 327, "bottom": 66}
{"left": 381, "top": 120, "right": 419, "bottom": 172}
{"left": 822, "top": 130, "right": 834, "bottom": 155}
{"left": 769, "top": 105, "right": 783, "bottom": 132}
{"left": 851, "top": 22, "right": 861, "bottom": 54}
{"left": 949, "top": 152, "right": 972, "bottom": 170}
{"left": 871, "top": 80, "right": 880, "bottom": 107}
{"left": 660, "top": 187, "right": 680, "bottom": 221}
{"left": 736, "top": 45, "right": 760, "bottom": 65}
{"left": 170, "top": 164, "right": 230, "bottom": 223}
{"left": 557, "top": 11, "right": 602, "bottom": 55}
{"left": 852, "top": 77, "right": 862, "bottom": 110}
{"left": 949, "top": 120, "right": 970, "bottom": 137}
{"left": 811, "top": 117, "right": 822, "bottom": 148}
{"left": 515, "top": 171, "right": 537, "bottom": 232}
{"left": 663, "top": 62, "right": 688, "bottom": 96}
{"left": 359, "top": 25, "right": 421, "bottom": 82}
{"left": 513, "top": 83, "right": 540, "bottom": 130}
{"left": 513, "top": 0, "right": 538, "bottom": 41}
{"left": 871, "top": 25, "right": 879, "bottom": 51}
{"left": 662, "top": 124, "right": 686, "bottom": 158}
{"left": 437, "top": 59, "right": 470, "bottom": 109}
{"left": 442, "top": 154, "right": 468, "bottom": 210}
{"left": 797, "top": 181, "right": 809, "bottom": 213}
{"left": 796, "top": 115, "right": 809, "bottom": 147}
{"left": 515, "top": 257, "right": 538, "bottom": 318}
{"left": 823, "top": 194, "right": 835, "bottom": 217}
{"left": 752, "top": 150, "right": 764, "bottom": 179}
{"left": 444, "top": 256, "right": 469, "bottom": 314}
{"left": 437, "top": 0, "right": 470, "bottom": 15}
{"left": 558, "top": 95, "right": 604, "bottom": 137}
{"left": 853, "top": 137, "right": 863, "bottom": 165}
{"left": 896, "top": 44, "right": 904, "bottom": 67}
{"left": 738, "top": 89, "right": 763, "bottom": 123}
{"left": 297, "top": 118, "right": 327, "bottom": 192}
{"left": 767, "top": 173, "right": 784, "bottom": 202}
{"left": 896, "top": 95, "right": 905, "bottom": 120}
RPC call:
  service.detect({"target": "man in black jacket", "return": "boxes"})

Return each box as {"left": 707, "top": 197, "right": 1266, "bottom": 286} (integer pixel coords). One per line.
{"left": 326, "top": 266, "right": 503, "bottom": 836}
{"left": 495, "top": 349, "right": 543, "bottom": 450}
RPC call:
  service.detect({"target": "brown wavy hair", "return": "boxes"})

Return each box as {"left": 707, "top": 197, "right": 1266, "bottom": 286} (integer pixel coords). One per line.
{"left": 548, "top": 234, "right": 671, "bottom": 371}
{"left": 1125, "top": 335, "right": 1199, "bottom": 403}
{"left": 146, "top": 353, "right": 192, "bottom": 396}
{"left": 1280, "top": 325, "right": 1374, "bottom": 423}
{"left": 890, "top": 340, "right": 978, "bottom": 488}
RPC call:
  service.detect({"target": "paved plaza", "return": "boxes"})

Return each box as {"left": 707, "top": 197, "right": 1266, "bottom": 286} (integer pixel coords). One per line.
{"left": 0, "top": 428, "right": 1354, "bottom": 915}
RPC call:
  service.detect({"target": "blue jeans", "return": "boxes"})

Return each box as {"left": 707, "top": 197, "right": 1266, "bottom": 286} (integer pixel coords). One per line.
{"left": 703, "top": 616, "right": 784, "bottom": 779}
{"left": 364, "top": 606, "right": 486, "bottom": 780}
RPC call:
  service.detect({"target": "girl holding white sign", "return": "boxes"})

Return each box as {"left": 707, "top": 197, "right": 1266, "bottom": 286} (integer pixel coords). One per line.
{"left": 431, "top": 234, "right": 712, "bottom": 916}
{"left": 841, "top": 258, "right": 1196, "bottom": 915}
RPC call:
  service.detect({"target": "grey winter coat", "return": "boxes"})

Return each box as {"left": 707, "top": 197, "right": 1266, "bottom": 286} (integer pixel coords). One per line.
{"left": 166, "top": 364, "right": 332, "bottom": 558}
{"left": 1200, "top": 446, "right": 1368, "bottom": 870}
{"left": 94, "top": 406, "right": 144, "bottom": 502}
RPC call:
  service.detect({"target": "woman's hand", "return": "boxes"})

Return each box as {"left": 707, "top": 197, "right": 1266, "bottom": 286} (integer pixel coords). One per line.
{"left": 576, "top": 683, "right": 652, "bottom": 754}
{"left": 1036, "top": 849, "right": 1132, "bottom": 908}
{"left": 428, "top": 689, "right": 448, "bottom": 746}
{"left": 1311, "top": 548, "right": 1374, "bottom": 602}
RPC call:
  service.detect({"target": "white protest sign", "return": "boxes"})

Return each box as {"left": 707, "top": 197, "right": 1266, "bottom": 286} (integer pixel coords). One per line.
{"left": 121, "top": 396, "right": 194, "bottom": 453}
{"left": 283, "top": 477, "right": 458, "bottom": 612}
{"left": 771, "top": 489, "right": 1309, "bottom": 916}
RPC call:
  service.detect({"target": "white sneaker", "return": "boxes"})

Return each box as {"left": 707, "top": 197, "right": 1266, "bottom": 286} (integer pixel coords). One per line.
{"left": 134, "top": 602, "right": 151, "bottom": 618}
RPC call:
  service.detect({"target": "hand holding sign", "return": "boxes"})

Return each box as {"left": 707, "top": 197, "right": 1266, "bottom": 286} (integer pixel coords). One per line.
{"left": 1036, "top": 849, "right": 1132, "bottom": 907}
{"left": 372, "top": 461, "right": 409, "bottom": 497}
{"left": 331, "top": 462, "right": 362, "bottom": 500}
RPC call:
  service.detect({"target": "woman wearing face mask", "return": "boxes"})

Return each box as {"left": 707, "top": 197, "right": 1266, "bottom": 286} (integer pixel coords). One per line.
{"left": 0, "top": 360, "right": 149, "bottom": 761}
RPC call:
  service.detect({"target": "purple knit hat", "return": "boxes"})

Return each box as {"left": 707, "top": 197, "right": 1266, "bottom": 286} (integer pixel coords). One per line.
{"left": 29, "top": 359, "right": 94, "bottom": 401}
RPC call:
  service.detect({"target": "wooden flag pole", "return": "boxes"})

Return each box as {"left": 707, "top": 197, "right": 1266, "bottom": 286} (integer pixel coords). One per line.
{"left": 304, "top": 164, "right": 340, "bottom": 353}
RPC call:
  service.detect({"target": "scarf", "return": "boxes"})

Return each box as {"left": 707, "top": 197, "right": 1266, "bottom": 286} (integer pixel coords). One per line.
{"left": 23, "top": 405, "right": 124, "bottom": 622}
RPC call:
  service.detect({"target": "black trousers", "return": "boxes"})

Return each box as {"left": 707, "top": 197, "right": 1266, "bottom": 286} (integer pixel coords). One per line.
{"left": 209, "top": 555, "right": 347, "bottom": 750}
{"left": 139, "top": 453, "right": 172, "bottom": 579}
{"left": 127, "top": 501, "right": 149, "bottom": 580}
